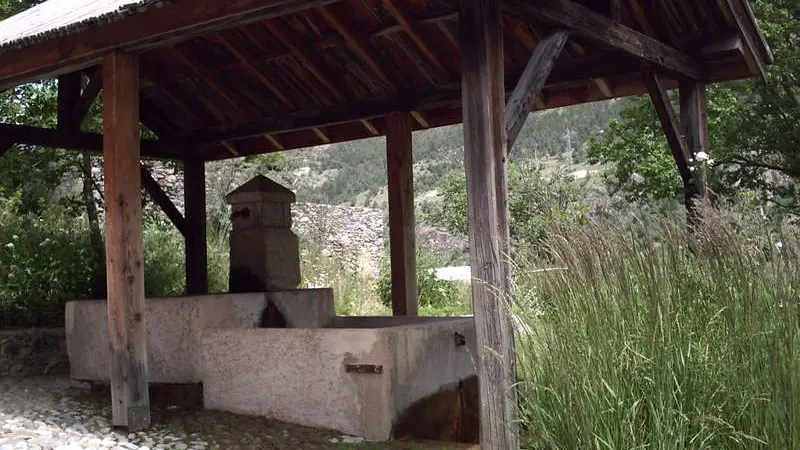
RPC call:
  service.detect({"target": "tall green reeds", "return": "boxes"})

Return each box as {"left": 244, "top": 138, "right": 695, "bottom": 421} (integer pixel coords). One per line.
{"left": 514, "top": 215, "right": 799, "bottom": 449}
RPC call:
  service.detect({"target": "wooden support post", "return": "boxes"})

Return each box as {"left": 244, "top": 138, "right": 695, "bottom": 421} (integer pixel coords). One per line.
{"left": 58, "top": 73, "right": 82, "bottom": 131}
{"left": 506, "top": 30, "right": 570, "bottom": 151}
{"left": 460, "top": 0, "right": 519, "bottom": 448}
{"left": 386, "top": 112, "right": 417, "bottom": 316}
{"left": 102, "top": 52, "right": 150, "bottom": 431}
{"left": 680, "top": 81, "right": 709, "bottom": 213}
{"left": 0, "top": 140, "right": 12, "bottom": 157}
{"left": 184, "top": 159, "right": 208, "bottom": 295}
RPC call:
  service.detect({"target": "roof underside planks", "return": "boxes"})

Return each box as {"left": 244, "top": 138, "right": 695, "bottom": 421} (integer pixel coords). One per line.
{"left": 0, "top": 0, "right": 772, "bottom": 161}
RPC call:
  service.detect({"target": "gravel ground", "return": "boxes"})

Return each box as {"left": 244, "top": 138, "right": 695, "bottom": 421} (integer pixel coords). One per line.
{"left": 0, "top": 377, "right": 467, "bottom": 450}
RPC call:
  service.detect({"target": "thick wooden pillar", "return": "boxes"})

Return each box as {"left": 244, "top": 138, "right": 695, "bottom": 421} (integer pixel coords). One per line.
{"left": 386, "top": 112, "right": 418, "bottom": 316}
{"left": 57, "top": 72, "right": 82, "bottom": 131}
{"left": 680, "top": 81, "right": 709, "bottom": 212}
{"left": 460, "top": 1, "right": 519, "bottom": 449}
{"left": 102, "top": 52, "right": 150, "bottom": 431}
{"left": 184, "top": 159, "right": 209, "bottom": 295}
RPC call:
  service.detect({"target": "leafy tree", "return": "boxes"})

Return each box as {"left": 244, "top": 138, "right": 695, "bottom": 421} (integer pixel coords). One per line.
{"left": 587, "top": 0, "right": 800, "bottom": 215}
{"left": 428, "top": 162, "right": 589, "bottom": 250}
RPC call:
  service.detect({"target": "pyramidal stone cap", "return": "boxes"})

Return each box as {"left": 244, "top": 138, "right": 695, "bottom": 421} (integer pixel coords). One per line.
{"left": 225, "top": 175, "right": 296, "bottom": 205}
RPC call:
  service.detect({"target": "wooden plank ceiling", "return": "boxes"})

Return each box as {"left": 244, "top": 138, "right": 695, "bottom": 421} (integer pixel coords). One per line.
{"left": 76, "top": 0, "right": 769, "bottom": 159}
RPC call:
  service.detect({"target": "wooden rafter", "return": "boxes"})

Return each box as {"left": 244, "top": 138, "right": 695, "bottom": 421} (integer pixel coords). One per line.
{"left": 507, "top": 31, "right": 570, "bottom": 151}
{"left": 262, "top": 19, "right": 380, "bottom": 138}
{"left": 624, "top": 0, "right": 658, "bottom": 36}
{"left": 0, "top": 0, "right": 345, "bottom": 90}
{"left": 318, "top": 6, "right": 398, "bottom": 90}
{"left": 382, "top": 0, "right": 449, "bottom": 80}
{"left": 181, "top": 87, "right": 459, "bottom": 144}
{"left": 505, "top": 0, "right": 703, "bottom": 80}
{"left": 643, "top": 68, "right": 692, "bottom": 183}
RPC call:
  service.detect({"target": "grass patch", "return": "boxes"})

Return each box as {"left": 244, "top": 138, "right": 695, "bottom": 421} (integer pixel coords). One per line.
{"left": 514, "top": 215, "right": 799, "bottom": 449}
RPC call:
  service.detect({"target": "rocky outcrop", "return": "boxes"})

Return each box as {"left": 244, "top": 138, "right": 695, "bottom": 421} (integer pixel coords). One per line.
{"left": 292, "top": 203, "right": 385, "bottom": 274}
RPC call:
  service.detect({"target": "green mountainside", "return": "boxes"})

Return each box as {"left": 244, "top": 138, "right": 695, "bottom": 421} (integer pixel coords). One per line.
{"left": 272, "top": 99, "right": 627, "bottom": 208}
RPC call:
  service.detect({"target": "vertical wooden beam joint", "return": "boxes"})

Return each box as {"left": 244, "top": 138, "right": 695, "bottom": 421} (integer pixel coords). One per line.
{"left": 184, "top": 159, "right": 209, "bottom": 295}
{"left": 102, "top": 51, "right": 150, "bottom": 431}
{"left": 680, "top": 81, "right": 709, "bottom": 217}
{"left": 460, "top": 0, "right": 519, "bottom": 448}
{"left": 386, "top": 112, "right": 417, "bottom": 317}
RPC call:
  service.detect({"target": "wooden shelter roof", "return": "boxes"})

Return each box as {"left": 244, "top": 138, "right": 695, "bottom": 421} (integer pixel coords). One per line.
{"left": 0, "top": 0, "right": 772, "bottom": 161}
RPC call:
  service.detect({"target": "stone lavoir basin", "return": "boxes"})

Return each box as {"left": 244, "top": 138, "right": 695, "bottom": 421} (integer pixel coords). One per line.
{"left": 65, "top": 292, "right": 479, "bottom": 442}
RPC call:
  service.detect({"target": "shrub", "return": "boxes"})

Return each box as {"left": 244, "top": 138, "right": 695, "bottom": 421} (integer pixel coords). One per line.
{"left": 377, "top": 248, "right": 469, "bottom": 315}
{"left": 514, "top": 213, "right": 800, "bottom": 449}
{"left": 0, "top": 196, "right": 98, "bottom": 328}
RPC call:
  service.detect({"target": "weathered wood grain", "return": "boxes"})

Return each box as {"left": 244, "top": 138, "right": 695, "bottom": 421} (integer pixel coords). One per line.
{"left": 505, "top": 0, "right": 703, "bottom": 80}
{"left": 460, "top": 0, "right": 519, "bottom": 448}
{"left": 506, "top": 30, "right": 569, "bottom": 151}
{"left": 680, "top": 81, "right": 709, "bottom": 211}
{"left": 102, "top": 51, "right": 150, "bottom": 431}
{"left": 386, "top": 112, "right": 417, "bottom": 317}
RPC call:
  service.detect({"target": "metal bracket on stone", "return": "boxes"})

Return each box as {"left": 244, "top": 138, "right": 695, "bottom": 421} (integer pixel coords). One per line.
{"left": 345, "top": 364, "right": 383, "bottom": 374}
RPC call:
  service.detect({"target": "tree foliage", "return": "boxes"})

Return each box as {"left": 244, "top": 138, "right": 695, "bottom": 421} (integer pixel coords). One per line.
{"left": 587, "top": 0, "right": 800, "bottom": 214}
{"left": 428, "top": 162, "right": 589, "bottom": 250}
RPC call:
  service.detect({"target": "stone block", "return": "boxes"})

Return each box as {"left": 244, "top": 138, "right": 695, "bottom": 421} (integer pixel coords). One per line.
{"left": 267, "top": 288, "right": 334, "bottom": 328}
{"left": 201, "top": 317, "right": 477, "bottom": 441}
{"left": 229, "top": 228, "right": 301, "bottom": 292}
{"left": 65, "top": 294, "right": 267, "bottom": 383}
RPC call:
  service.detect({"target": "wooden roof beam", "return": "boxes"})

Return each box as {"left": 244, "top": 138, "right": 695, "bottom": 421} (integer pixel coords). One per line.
{"left": 0, "top": 0, "right": 344, "bottom": 91}
{"left": 381, "top": 0, "right": 450, "bottom": 81}
{"left": 505, "top": 0, "right": 704, "bottom": 80}
{"left": 73, "top": 70, "right": 104, "bottom": 127}
{"left": 0, "top": 123, "right": 185, "bottom": 160}
{"left": 263, "top": 19, "right": 378, "bottom": 140}
{"left": 179, "top": 87, "right": 460, "bottom": 144}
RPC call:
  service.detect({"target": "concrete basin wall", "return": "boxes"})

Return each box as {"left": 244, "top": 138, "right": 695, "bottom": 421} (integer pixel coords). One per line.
{"left": 202, "top": 317, "right": 477, "bottom": 440}
{"left": 65, "top": 293, "right": 269, "bottom": 383}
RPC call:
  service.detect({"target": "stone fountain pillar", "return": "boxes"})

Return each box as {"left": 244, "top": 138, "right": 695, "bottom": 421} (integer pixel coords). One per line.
{"left": 226, "top": 175, "right": 301, "bottom": 293}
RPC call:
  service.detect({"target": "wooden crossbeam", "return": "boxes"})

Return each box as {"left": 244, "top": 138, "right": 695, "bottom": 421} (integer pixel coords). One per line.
{"left": 0, "top": 0, "right": 343, "bottom": 90}
{"left": 382, "top": 0, "right": 449, "bottom": 80}
{"left": 140, "top": 164, "right": 188, "bottom": 237}
{"left": 505, "top": 0, "right": 703, "bottom": 80}
{"left": 102, "top": 51, "right": 150, "bottom": 431}
{"left": 182, "top": 88, "right": 459, "bottom": 143}
{"left": 0, "top": 123, "right": 184, "bottom": 159}
{"left": 643, "top": 69, "right": 692, "bottom": 183}
{"left": 506, "top": 31, "right": 570, "bottom": 151}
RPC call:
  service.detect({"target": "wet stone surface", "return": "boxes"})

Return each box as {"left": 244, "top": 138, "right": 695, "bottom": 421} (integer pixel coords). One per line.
{"left": 0, "top": 377, "right": 454, "bottom": 450}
